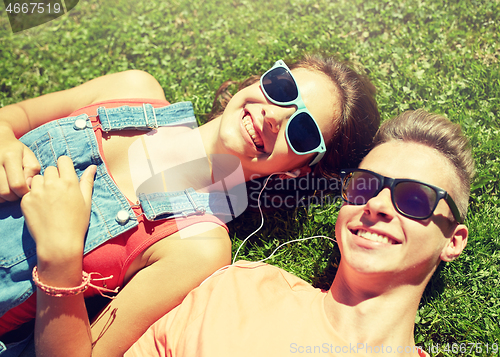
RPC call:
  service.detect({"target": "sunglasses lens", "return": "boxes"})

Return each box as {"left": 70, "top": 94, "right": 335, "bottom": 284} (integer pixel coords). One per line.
{"left": 262, "top": 67, "right": 298, "bottom": 103}
{"left": 342, "top": 171, "right": 381, "bottom": 205}
{"left": 287, "top": 112, "right": 322, "bottom": 153}
{"left": 393, "top": 182, "right": 437, "bottom": 219}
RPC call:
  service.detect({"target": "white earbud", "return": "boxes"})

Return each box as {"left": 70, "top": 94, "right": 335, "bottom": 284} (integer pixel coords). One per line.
{"left": 284, "top": 169, "right": 300, "bottom": 178}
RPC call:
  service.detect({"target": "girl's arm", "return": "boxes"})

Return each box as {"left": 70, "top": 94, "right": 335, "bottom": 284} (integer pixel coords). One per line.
{"left": 21, "top": 157, "right": 231, "bottom": 357}
{"left": 20, "top": 156, "right": 96, "bottom": 357}
{"left": 0, "top": 70, "right": 166, "bottom": 202}
{"left": 1, "top": 70, "right": 166, "bottom": 137}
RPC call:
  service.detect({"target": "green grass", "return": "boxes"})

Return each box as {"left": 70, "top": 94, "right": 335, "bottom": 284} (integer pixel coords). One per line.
{"left": 1, "top": 0, "right": 499, "bottom": 355}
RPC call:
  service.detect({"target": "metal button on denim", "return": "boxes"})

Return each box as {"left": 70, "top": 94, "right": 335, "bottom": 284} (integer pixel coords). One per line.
{"left": 73, "top": 118, "right": 87, "bottom": 130}
{"left": 115, "top": 210, "right": 130, "bottom": 225}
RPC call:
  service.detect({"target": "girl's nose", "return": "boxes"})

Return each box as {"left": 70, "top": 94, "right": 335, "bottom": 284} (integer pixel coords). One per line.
{"left": 263, "top": 105, "right": 296, "bottom": 134}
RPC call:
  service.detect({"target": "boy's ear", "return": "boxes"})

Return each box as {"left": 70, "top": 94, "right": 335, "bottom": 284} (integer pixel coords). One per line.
{"left": 440, "top": 224, "right": 468, "bottom": 262}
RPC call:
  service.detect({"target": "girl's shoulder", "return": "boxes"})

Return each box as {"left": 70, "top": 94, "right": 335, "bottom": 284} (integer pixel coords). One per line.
{"left": 88, "top": 70, "right": 166, "bottom": 105}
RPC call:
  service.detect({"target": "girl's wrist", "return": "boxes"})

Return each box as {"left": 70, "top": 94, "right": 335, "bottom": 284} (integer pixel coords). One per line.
{"left": 36, "top": 257, "right": 83, "bottom": 288}
{"left": 35, "top": 237, "right": 84, "bottom": 267}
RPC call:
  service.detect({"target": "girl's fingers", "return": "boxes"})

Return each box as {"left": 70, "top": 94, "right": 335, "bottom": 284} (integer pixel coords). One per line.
{"left": 42, "top": 165, "right": 59, "bottom": 181}
{"left": 79, "top": 165, "right": 97, "bottom": 209}
{"left": 28, "top": 174, "right": 44, "bottom": 191}
{"left": 42, "top": 156, "right": 77, "bottom": 184}
{"left": 2, "top": 154, "right": 29, "bottom": 200}
{"left": 56, "top": 156, "right": 79, "bottom": 182}
{"left": 0, "top": 167, "right": 10, "bottom": 202}
{"left": 22, "top": 145, "right": 41, "bottom": 182}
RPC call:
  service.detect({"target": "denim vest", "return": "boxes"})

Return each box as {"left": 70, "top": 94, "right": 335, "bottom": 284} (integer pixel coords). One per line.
{"left": 0, "top": 102, "right": 238, "bottom": 350}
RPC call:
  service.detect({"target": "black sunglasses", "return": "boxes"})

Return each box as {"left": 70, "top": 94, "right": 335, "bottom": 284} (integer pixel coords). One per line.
{"left": 260, "top": 60, "right": 326, "bottom": 166}
{"left": 340, "top": 168, "right": 463, "bottom": 223}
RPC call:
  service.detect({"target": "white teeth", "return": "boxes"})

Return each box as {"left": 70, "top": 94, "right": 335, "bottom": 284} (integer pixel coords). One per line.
{"left": 242, "top": 114, "right": 264, "bottom": 148}
{"left": 356, "top": 229, "right": 392, "bottom": 244}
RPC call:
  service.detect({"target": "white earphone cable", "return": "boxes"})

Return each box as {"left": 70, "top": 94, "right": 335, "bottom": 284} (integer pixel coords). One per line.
{"left": 232, "top": 172, "right": 336, "bottom": 265}
{"left": 231, "top": 174, "right": 273, "bottom": 264}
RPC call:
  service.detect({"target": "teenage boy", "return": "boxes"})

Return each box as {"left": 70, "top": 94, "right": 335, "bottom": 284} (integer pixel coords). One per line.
{"left": 125, "top": 110, "right": 473, "bottom": 357}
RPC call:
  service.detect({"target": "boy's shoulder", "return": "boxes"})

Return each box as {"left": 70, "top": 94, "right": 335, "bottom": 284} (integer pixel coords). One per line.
{"left": 204, "top": 260, "right": 317, "bottom": 294}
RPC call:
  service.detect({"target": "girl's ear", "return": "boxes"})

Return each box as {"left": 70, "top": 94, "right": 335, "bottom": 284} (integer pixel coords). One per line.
{"left": 440, "top": 224, "right": 468, "bottom": 262}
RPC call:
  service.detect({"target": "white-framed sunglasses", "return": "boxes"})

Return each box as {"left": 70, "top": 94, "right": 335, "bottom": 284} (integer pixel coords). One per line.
{"left": 260, "top": 60, "right": 326, "bottom": 166}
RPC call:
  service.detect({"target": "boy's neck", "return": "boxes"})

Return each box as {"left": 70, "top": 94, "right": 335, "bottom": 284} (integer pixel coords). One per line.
{"left": 323, "top": 270, "right": 426, "bottom": 357}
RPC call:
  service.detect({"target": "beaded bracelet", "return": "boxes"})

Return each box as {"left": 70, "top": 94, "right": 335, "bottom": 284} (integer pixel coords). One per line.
{"left": 32, "top": 266, "right": 119, "bottom": 298}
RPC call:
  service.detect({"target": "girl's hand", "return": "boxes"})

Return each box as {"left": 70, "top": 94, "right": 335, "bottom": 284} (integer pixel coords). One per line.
{"left": 0, "top": 125, "right": 41, "bottom": 203}
{"left": 20, "top": 156, "right": 96, "bottom": 270}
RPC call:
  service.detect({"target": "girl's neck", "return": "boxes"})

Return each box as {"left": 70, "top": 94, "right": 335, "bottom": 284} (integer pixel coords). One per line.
{"left": 198, "top": 117, "right": 249, "bottom": 188}
{"left": 198, "top": 116, "right": 224, "bottom": 160}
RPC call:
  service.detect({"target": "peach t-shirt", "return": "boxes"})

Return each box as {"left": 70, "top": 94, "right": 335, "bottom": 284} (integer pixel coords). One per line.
{"left": 125, "top": 261, "right": 429, "bottom": 357}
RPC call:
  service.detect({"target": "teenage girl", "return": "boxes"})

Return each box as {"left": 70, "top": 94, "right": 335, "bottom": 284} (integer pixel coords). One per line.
{"left": 0, "top": 55, "right": 379, "bottom": 356}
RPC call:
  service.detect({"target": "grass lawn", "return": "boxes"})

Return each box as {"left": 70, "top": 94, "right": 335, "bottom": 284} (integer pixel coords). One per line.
{"left": 1, "top": 0, "right": 499, "bottom": 355}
